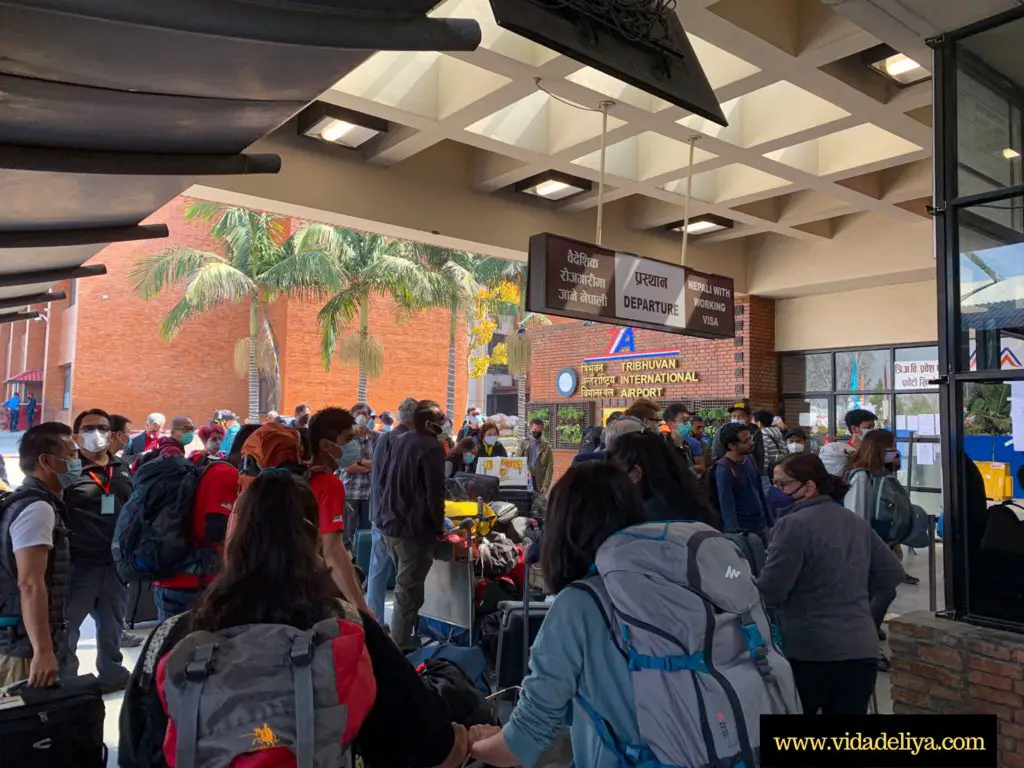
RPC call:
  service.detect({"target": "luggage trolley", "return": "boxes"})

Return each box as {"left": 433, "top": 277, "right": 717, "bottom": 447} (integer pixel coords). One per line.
{"left": 420, "top": 499, "right": 492, "bottom": 638}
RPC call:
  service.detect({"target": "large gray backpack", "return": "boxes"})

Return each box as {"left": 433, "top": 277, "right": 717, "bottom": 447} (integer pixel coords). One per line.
{"left": 848, "top": 469, "right": 913, "bottom": 543}
{"left": 158, "top": 610, "right": 376, "bottom": 768}
{"left": 571, "top": 521, "right": 800, "bottom": 768}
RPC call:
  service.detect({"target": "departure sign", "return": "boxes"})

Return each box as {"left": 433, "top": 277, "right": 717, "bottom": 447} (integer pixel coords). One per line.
{"left": 526, "top": 233, "right": 735, "bottom": 339}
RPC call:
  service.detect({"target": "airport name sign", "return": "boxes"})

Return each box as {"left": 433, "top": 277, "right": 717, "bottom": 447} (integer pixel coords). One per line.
{"left": 526, "top": 233, "right": 735, "bottom": 339}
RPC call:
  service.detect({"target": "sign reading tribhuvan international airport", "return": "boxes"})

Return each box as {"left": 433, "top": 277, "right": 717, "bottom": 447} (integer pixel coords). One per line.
{"left": 526, "top": 233, "right": 735, "bottom": 339}
{"left": 578, "top": 327, "right": 698, "bottom": 399}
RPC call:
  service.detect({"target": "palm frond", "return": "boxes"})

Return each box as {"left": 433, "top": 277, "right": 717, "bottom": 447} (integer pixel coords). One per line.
{"left": 233, "top": 337, "right": 251, "bottom": 379}
{"left": 129, "top": 247, "right": 228, "bottom": 299}
{"left": 184, "top": 200, "right": 225, "bottom": 223}
{"left": 259, "top": 232, "right": 346, "bottom": 300}
{"left": 317, "top": 287, "right": 365, "bottom": 369}
{"left": 159, "top": 296, "right": 207, "bottom": 341}
{"left": 183, "top": 262, "right": 256, "bottom": 309}
{"left": 338, "top": 333, "right": 385, "bottom": 380}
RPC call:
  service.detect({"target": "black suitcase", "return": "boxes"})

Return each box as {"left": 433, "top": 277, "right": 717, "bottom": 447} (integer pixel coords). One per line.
{"left": 493, "top": 561, "right": 549, "bottom": 692}
{"left": 0, "top": 674, "right": 106, "bottom": 767}
{"left": 453, "top": 471, "right": 500, "bottom": 503}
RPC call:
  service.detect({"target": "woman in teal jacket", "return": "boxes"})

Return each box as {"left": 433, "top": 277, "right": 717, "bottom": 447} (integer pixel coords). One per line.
{"left": 469, "top": 462, "right": 647, "bottom": 767}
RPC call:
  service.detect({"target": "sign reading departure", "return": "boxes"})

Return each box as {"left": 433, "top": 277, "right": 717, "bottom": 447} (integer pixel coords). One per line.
{"left": 527, "top": 233, "right": 735, "bottom": 339}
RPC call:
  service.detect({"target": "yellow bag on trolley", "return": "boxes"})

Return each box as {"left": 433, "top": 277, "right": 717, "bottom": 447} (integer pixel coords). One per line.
{"left": 444, "top": 499, "right": 496, "bottom": 537}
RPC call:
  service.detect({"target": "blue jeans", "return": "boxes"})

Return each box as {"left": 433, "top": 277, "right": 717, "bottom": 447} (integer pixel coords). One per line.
{"left": 61, "top": 563, "right": 128, "bottom": 683}
{"left": 365, "top": 526, "right": 395, "bottom": 623}
{"left": 153, "top": 587, "right": 202, "bottom": 622}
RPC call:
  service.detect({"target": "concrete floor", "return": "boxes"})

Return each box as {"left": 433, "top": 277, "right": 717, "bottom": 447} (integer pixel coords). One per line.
{"left": 0, "top": 446, "right": 940, "bottom": 764}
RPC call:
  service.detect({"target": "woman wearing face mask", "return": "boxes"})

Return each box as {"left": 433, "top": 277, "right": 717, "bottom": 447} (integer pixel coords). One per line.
{"left": 757, "top": 453, "right": 904, "bottom": 714}
{"left": 447, "top": 437, "right": 478, "bottom": 477}
{"left": 476, "top": 421, "right": 507, "bottom": 459}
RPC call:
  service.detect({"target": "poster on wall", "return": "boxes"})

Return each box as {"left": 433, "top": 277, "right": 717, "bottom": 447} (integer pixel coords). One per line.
{"left": 526, "top": 233, "right": 736, "bottom": 339}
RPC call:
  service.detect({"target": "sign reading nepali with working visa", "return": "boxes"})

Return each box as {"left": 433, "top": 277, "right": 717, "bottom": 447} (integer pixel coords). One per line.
{"left": 526, "top": 233, "right": 735, "bottom": 339}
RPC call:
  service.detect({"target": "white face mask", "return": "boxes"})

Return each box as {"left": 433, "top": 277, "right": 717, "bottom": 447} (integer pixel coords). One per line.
{"left": 81, "top": 430, "right": 110, "bottom": 453}
{"left": 787, "top": 442, "right": 805, "bottom": 454}
{"left": 858, "top": 426, "right": 875, "bottom": 439}
{"left": 484, "top": 435, "right": 498, "bottom": 446}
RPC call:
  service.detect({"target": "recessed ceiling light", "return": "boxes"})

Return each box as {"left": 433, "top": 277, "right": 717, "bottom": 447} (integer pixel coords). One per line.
{"left": 866, "top": 46, "right": 930, "bottom": 87}
{"left": 1003, "top": 148, "right": 1021, "bottom": 160}
{"left": 514, "top": 172, "right": 593, "bottom": 201}
{"left": 296, "top": 102, "right": 388, "bottom": 149}
{"left": 664, "top": 214, "right": 733, "bottom": 236}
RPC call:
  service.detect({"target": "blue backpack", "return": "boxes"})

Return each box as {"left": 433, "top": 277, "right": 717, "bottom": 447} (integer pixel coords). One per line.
{"left": 112, "top": 456, "right": 223, "bottom": 582}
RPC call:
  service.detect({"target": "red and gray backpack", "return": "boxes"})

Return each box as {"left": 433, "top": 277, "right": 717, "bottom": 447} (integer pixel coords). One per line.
{"left": 156, "top": 606, "right": 376, "bottom": 768}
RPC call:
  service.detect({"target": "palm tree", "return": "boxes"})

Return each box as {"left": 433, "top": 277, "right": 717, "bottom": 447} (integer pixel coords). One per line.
{"left": 418, "top": 246, "right": 481, "bottom": 419}
{"left": 313, "top": 228, "right": 431, "bottom": 401}
{"left": 475, "top": 257, "right": 549, "bottom": 438}
{"left": 131, "top": 202, "right": 344, "bottom": 423}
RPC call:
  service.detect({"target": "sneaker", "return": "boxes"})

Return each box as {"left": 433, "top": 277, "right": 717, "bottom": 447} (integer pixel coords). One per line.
{"left": 877, "top": 653, "right": 892, "bottom": 673}
{"left": 121, "top": 631, "right": 144, "bottom": 648}
{"left": 903, "top": 574, "right": 921, "bottom": 585}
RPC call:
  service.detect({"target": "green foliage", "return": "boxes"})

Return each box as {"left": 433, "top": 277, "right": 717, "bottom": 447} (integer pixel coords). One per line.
{"left": 528, "top": 408, "right": 549, "bottom": 423}
{"left": 556, "top": 407, "right": 584, "bottom": 446}
{"left": 964, "top": 383, "right": 1011, "bottom": 435}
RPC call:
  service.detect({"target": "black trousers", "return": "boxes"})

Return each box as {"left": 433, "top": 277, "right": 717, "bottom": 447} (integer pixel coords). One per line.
{"left": 790, "top": 658, "right": 877, "bottom": 715}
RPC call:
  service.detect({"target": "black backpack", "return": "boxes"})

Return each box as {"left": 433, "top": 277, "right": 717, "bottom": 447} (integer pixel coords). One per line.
{"left": 578, "top": 425, "right": 603, "bottom": 455}
{"left": 112, "top": 457, "right": 226, "bottom": 582}
{"left": 416, "top": 659, "right": 496, "bottom": 727}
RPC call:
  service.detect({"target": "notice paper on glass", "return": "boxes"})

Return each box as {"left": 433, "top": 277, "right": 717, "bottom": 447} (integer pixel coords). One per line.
{"left": 906, "top": 415, "right": 920, "bottom": 433}
{"left": 798, "top": 413, "right": 812, "bottom": 427}
{"left": 895, "top": 415, "right": 907, "bottom": 431}
{"left": 918, "top": 413, "right": 937, "bottom": 436}
{"left": 917, "top": 443, "right": 935, "bottom": 466}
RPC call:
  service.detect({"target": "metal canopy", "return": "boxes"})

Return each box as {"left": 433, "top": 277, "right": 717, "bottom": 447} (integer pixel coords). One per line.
{"left": 0, "top": 0, "right": 480, "bottom": 319}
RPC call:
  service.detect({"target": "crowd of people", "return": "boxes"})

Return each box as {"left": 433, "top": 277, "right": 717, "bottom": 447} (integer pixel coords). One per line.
{"left": 0, "top": 394, "right": 921, "bottom": 767}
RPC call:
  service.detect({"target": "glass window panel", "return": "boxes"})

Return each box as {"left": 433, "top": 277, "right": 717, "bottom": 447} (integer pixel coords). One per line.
{"left": 959, "top": 198, "right": 1024, "bottom": 372}
{"left": 783, "top": 397, "right": 829, "bottom": 451}
{"left": 959, "top": 379, "right": 1024, "bottom": 624}
{"left": 835, "top": 395, "right": 890, "bottom": 436}
{"left": 894, "top": 347, "right": 939, "bottom": 390}
{"left": 781, "top": 354, "right": 832, "bottom": 393}
{"left": 835, "top": 350, "right": 891, "bottom": 393}
{"left": 894, "top": 393, "right": 942, "bottom": 437}
{"left": 895, "top": 438, "right": 943, "bottom": 491}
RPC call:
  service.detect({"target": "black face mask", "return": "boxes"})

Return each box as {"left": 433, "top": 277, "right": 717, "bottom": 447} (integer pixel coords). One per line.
{"left": 531, "top": 431, "right": 543, "bottom": 440}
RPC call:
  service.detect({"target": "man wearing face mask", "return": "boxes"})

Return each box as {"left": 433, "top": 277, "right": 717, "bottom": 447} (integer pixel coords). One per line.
{"left": 122, "top": 412, "right": 165, "bottom": 464}
{"left": 60, "top": 409, "right": 135, "bottom": 691}
{"left": 663, "top": 403, "right": 698, "bottom": 476}
{"left": 819, "top": 408, "right": 877, "bottom": 477}
{"left": 308, "top": 408, "right": 373, "bottom": 617}
{"left": 785, "top": 429, "right": 807, "bottom": 454}
{"left": 378, "top": 400, "right": 447, "bottom": 651}
{"left": 341, "top": 402, "right": 379, "bottom": 546}
{"left": 517, "top": 418, "right": 553, "bottom": 494}
{"left": 0, "top": 423, "right": 78, "bottom": 687}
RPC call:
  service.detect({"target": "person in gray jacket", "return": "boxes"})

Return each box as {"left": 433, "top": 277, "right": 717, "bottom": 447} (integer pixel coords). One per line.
{"left": 756, "top": 451, "right": 904, "bottom": 715}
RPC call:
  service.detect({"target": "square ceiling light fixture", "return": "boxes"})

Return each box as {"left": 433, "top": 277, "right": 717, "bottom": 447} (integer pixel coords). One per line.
{"left": 297, "top": 102, "right": 388, "bottom": 149}
{"left": 665, "top": 214, "right": 733, "bottom": 236}
{"left": 515, "top": 171, "right": 593, "bottom": 201}
{"left": 865, "top": 45, "right": 930, "bottom": 87}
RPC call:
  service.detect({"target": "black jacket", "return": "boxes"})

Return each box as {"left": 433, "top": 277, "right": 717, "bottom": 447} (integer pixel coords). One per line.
{"left": 118, "top": 609, "right": 456, "bottom": 768}
{"left": 62, "top": 454, "right": 133, "bottom": 565}
{"left": 378, "top": 431, "right": 445, "bottom": 544}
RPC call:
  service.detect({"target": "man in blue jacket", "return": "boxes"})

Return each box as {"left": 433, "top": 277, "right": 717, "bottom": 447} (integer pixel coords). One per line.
{"left": 713, "top": 422, "right": 774, "bottom": 542}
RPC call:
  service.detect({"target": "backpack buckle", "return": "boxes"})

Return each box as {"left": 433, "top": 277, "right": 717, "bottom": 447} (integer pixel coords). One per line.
{"left": 290, "top": 632, "right": 315, "bottom": 667}
{"left": 185, "top": 644, "right": 216, "bottom": 682}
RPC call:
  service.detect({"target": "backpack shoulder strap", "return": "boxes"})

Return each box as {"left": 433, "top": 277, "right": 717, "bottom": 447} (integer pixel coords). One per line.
{"left": 566, "top": 576, "right": 626, "bottom": 659}
{"left": 141, "top": 612, "right": 188, "bottom": 690}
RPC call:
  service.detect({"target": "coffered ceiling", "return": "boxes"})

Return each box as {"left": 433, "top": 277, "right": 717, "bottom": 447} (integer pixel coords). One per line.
{"left": 321, "top": 0, "right": 935, "bottom": 245}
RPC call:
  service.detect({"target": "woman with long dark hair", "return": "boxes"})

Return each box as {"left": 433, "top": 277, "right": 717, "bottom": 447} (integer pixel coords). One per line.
{"left": 119, "top": 473, "right": 468, "bottom": 768}
{"left": 607, "top": 430, "right": 720, "bottom": 529}
{"left": 756, "top": 452, "right": 904, "bottom": 715}
{"left": 469, "top": 461, "right": 648, "bottom": 766}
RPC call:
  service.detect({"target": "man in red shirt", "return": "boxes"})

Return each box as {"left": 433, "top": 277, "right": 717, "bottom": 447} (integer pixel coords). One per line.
{"left": 152, "top": 459, "right": 239, "bottom": 620}
{"left": 308, "top": 408, "right": 374, "bottom": 617}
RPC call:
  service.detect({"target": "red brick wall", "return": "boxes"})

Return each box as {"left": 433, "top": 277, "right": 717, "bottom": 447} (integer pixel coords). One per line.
{"left": 528, "top": 296, "right": 777, "bottom": 410}
{"left": 890, "top": 611, "right": 1024, "bottom": 767}
{"left": 66, "top": 196, "right": 468, "bottom": 427}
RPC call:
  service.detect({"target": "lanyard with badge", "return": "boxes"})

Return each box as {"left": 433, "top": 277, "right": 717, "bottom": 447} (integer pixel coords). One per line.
{"left": 89, "top": 465, "right": 116, "bottom": 516}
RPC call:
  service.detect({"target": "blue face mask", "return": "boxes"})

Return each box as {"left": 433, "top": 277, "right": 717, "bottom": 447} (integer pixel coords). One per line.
{"left": 677, "top": 423, "right": 692, "bottom": 438}
{"left": 179, "top": 431, "right": 195, "bottom": 446}
{"left": 56, "top": 456, "right": 83, "bottom": 488}
{"left": 382, "top": 424, "right": 393, "bottom": 432}
{"left": 368, "top": 419, "right": 376, "bottom": 431}
{"left": 338, "top": 440, "right": 361, "bottom": 468}
{"left": 462, "top": 452, "right": 476, "bottom": 464}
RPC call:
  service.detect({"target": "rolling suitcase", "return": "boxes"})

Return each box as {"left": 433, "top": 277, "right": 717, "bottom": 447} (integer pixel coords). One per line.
{"left": 493, "top": 561, "right": 549, "bottom": 692}
{"left": 0, "top": 674, "right": 106, "bottom": 767}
